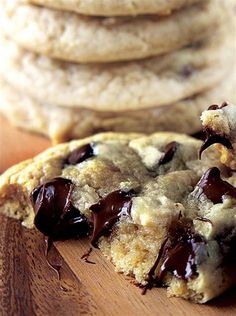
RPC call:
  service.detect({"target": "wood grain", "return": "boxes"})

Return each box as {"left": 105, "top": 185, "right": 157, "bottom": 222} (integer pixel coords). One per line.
{"left": 1, "top": 114, "right": 236, "bottom": 315}
{"left": 0, "top": 215, "right": 98, "bottom": 316}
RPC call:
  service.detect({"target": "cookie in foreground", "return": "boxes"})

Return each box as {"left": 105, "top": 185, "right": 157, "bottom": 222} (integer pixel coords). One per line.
{"left": 0, "top": 132, "right": 236, "bottom": 303}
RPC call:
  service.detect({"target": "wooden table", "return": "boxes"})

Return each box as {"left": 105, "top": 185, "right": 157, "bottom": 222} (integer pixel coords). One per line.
{"left": 1, "top": 115, "right": 236, "bottom": 316}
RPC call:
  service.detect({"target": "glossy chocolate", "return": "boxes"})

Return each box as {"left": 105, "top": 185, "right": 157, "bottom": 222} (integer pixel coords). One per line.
{"left": 158, "top": 232, "right": 205, "bottom": 280}
{"left": 199, "top": 133, "right": 232, "bottom": 158}
{"left": 146, "top": 219, "right": 205, "bottom": 285}
{"left": 191, "top": 131, "right": 206, "bottom": 141}
{"left": 208, "top": 102, "right": 228, "bottom": 110}
{"left": 159, "top": 141, "right": 179, "bottom": 165}
{"left": 65, "top": 143, "right": 94, "bottom": 165}
{"left": 90, "top": 190, "right": 133, "bottom": 246}
{"left": 193, "top": 167, "right": 236, "bottom": 204}
{"left": 31, "top": 178, "right": 92, "bottom": 240}
{"left": 147, "top": 238, "right": 168, "bottom": 285}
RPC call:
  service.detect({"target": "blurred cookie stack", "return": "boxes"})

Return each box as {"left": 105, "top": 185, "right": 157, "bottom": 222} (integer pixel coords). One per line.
{"left": 0, "top": 0, "right": 235, "bottom": 143}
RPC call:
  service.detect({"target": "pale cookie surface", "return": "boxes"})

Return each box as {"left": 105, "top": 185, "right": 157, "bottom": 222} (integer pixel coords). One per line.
{"left": 20, "top": 0, "right": 203, "bottom": 16}
{"left": 1, "top": 131, "right": 236, "bottom": 303}
{"left": 0, "top": 28, "right": 233, "bottom": 111}
{"left": 0, "top": 71, "right": 235, "bottom": 143}
{"left": 201, "top": 103, "right": 236, "bottom": 140}
{"left": 201, "top": 103, "right": 236, "bottom": 169}
{"left": 0, "top": 0, "right": 226, "bottom": 63}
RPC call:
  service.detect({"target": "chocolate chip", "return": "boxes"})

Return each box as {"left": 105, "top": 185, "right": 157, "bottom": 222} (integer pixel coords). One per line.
{"left": 159, "top": 141, "right": 179, "bottom": 165}
{"left": 90, "top": 190, "right": 134, "bottom": 246}
{"left": 208, "top": 102, "right": 228, "bottom": 111}
{"left": 181, "top": 65, "right": 194, "bottom": 78}
{"left": 65, "top": 143, "right": 95, "bottom": 165}
{"left": 31, "top": 178, "right": 92, "bottom": 240}
{"left": 199, "top": 133, "right": 233, "bottom": 158}
{"left": 146, "top": 219, "right": 205, "bottom": 286}
{"left": 158, "top": 232, "right": 205, "bottom": 280}
{"left": 191, "top": 131, "right": 206, "bottom": 141}
{"left": 193, "top": 167, "right": 236, "bottom": 204}
{"left": 207, "top": 104, "right": 220, "bottom": 111}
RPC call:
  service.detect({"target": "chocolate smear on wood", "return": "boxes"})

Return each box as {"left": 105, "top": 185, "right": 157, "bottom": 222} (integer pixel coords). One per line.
{"left": 81, "top": 248, "right": 95, "bottom": 265}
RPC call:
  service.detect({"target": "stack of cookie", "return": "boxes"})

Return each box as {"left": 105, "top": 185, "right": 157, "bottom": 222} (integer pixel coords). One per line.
{"left": 0, "top": 0, "right": 235, "bottom": 143}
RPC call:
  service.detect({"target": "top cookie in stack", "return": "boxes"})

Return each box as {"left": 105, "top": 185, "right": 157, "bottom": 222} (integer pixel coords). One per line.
{"left": 0, "top": 0, "right": 235, "bottom": 143}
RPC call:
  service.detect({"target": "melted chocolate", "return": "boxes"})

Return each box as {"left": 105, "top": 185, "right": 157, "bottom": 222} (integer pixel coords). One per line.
{"left": 146, "top": 219, "right": 205, "bottom": 286}
{"left": 191, "top": 131, "right": 206, "bottom": 141}
{"left": 31, "top": 178, "right": 92, "bottom": 240}
{"left": 194, "top": 217, "right": 213, "bottom": 226}
{"left": 159, "top": 141, "right": 179, "bottom": 165}
{"left": 193, "top": 167, "right": 236, "bottom": 204}
{"left": 147, "top": 238, "right": 168, "bottom": 287}
{"left": 199, "top": 102, "right": 232, "bottom": 157}
{"left": 65, "top": 143, "right": 94, "bottom": 165}
{"left": 158, "top": 232, "right": 205, "bottom": 280}
{"left": 199, "top": 134, "right": 232, "bottom": 158}
{"left": 208, "top": 102, "right": 228, "bottom": 110}
{"left": 90, "top": 190, "right": 133, "bottom": 246}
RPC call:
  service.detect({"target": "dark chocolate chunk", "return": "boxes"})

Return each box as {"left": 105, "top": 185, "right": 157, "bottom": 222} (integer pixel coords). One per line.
{"left": 65, "top": 143, "right": 94, "bottom": 165}
{"left": 159, "top": 141, "right": 179, "bottom": 165}
{"left": 31, "top": 178, "right": 92, "bottom": 240}
{"left": 208, "top": 102, "right": 228, "bottom": 111}
{"left": 181, "top": 65, "right": 194, "bottom": 78}
{"left": 90, "top": 190, "right": 134, "bottom": 246}
{"left": 158, "top": 232, "right": 205, "bottom": 280}
{"left": 199, "top": 133, "right": 232, "bottom": 158}
{"left": 193, "top": 167, "right": 236, "bottom": 204}
{"left": 146, "top": 219, "right": 205, "bottom": 287}
{"left": 191, "top": 131, "right": 206, "bottom": 141}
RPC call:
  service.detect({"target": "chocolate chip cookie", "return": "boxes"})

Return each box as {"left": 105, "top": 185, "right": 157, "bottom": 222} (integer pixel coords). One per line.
{"left": 1, "top": 131, "right": 236, "bottom": 303}
{"left": 20, "top": 0, "right": 203, "bottom": 16}
{"left": 0, "top": 0, "right": 226, "bottom": 63}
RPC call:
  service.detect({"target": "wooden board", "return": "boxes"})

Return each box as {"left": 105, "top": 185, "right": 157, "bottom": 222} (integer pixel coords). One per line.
{"left": 1, "top": 114, "right": 236, "bottom": 315}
